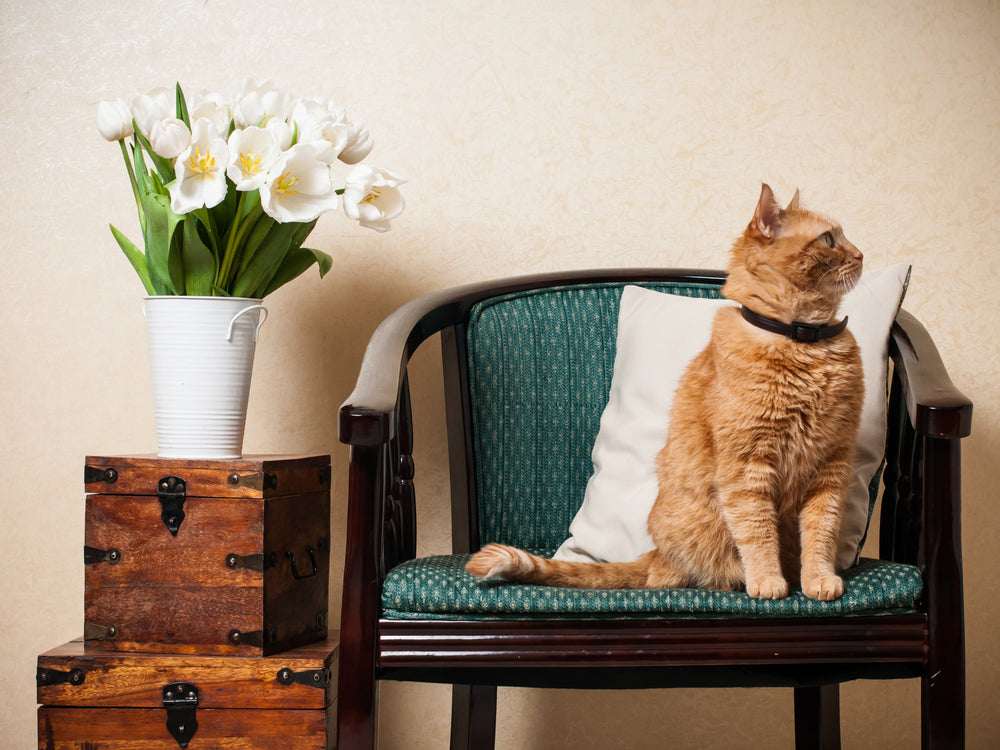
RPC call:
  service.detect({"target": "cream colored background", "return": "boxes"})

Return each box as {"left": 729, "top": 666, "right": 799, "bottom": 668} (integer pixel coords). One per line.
{"left": 2, "top": 0, "right": 997, "bottom": 747}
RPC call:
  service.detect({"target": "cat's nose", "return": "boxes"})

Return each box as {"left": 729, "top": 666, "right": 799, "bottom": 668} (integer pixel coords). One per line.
{"left": 853, "top": 249, "right": 864, "bottom": 262}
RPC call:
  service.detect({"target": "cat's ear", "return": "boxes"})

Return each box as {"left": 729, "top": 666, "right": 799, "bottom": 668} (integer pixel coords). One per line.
{"left": 749, "top": 183, "right": 782, "bottom": 241}
{"left": 786, "top": 189, "right": 800, "bottom": 211}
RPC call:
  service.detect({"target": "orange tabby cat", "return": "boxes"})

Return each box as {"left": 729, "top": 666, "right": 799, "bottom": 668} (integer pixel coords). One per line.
{"left": 466, "top": 184, "right": 864, "bottom": 601}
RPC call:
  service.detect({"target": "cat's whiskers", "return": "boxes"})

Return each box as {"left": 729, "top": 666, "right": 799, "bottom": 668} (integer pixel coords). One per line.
{"left": 838, "top": 266, "right": 862, "bottom": 294}
{"left": 816, "top": 265, "right": 842, "bottom": 286}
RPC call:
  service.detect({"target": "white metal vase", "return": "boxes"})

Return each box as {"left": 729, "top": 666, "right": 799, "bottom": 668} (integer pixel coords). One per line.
{"left": 144, "top": 296, "right": 268, "bottom": 459}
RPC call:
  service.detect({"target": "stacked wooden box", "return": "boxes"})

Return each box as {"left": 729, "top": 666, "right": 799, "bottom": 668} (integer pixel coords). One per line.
{"left": 36, "top": 454, "right": 338, "bottom": 749}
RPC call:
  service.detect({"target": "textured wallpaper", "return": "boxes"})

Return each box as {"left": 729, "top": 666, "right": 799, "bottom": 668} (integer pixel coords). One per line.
{"left": 2, "top": 1, "right": 998, "bottom": 747}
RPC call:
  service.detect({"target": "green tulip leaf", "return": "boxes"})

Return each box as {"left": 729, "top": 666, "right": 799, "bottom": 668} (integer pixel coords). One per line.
{"left": 109, "top": 223, "right": 155, "bottom": 295}
{"left": 143, "top": 192, "right": 185, "bottom": 295}
{"left": 131, "top": 135, "right": 152, "bottom": 197}
{"left": 231, "top": 221, "right": 301, "bottom": 298}
{"left": 132, "top": 125, "right": 175, "bottom": 185}
{"left": 175, "top": 82, "right": 191, "bottom": 129}
{"left": 180, "top": 215, "right": 217, "bottom": 296}
{"left": 261, "top": 247, "right": 333, "bottom": 297}
{"left": 289, "top": 219, "right": 318, "bottom": 252}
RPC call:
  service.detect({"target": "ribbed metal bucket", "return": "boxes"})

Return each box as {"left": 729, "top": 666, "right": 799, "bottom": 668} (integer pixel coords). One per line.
{"left": 144, "top": 296, "right": 267, "bottom": 459}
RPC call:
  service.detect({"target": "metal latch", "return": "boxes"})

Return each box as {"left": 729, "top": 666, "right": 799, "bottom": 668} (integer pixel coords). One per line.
{"left": 36, "top": 667, "right": 86, "bottom": 687}
{"left": 276, "top": 666, "right": 329, "bottom": 689}
{"left": 162, "top": 682, "right": 199, "bottom": 748}
{"left": 158, "top": 476, "right": 187, "bottom": 535}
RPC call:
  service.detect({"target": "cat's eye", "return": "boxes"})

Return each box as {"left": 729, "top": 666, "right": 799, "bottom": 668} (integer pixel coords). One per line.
{"left": 818, "top": 232, "right": 835, "bottom": 247}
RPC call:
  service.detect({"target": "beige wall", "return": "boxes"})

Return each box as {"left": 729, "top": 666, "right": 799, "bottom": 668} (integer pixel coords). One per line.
{"left": 3, "top": 0, "right": 997, "bottom": 747}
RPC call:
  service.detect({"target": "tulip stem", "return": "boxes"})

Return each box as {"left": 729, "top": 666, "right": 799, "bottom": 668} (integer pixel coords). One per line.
{"left": 120, "top": 139, "right": 144, "bottom": 227}
{"left": 217, "top": 191, "right": 263, "bottom": 292}
{"left": 216, "top": 191, "right": 245, "bottom": 290}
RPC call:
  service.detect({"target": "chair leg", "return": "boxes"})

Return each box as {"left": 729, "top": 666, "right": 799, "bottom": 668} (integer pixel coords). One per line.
{"left": 922, "top": 665, "right": 965, "bottom": 749}
{"left": 450, "top": 684, "right": 498, "bottom": 750}
{"left": 336, "top": 646, "right": 378, "bottom": 750}
{"left": 794, "top": 684, "right": 841, "bottom": 750}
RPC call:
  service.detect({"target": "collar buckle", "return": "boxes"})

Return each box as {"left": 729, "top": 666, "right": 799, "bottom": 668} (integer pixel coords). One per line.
{"left": 789, "top": 321, "right": 823, "bottom": 343}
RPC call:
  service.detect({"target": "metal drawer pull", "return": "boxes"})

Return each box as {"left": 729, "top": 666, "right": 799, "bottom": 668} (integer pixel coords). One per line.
{"left": 287, "top": 547, "right": 318, "bottom": 580}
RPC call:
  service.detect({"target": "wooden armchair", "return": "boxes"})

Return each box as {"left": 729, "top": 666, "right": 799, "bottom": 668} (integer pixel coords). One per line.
{"left": 336, "top": 269, "right": 972, "bottom": 750}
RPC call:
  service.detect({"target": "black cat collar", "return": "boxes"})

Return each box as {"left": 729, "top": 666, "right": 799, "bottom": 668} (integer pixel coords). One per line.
{"left": 740, "top": 306, "right": 848, "bottom": 343}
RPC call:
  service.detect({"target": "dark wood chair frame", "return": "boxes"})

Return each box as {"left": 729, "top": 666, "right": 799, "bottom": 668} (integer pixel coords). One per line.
{"left": 337, "top": 269, "right": 972, "bottom": 750}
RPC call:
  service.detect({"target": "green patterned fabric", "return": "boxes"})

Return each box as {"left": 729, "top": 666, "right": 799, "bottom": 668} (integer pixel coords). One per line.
{"left": 381, "top": 555, "right": 923, "bottom": 620}
{"left": 466, "top": 281, "right": 722, "bottom": 550}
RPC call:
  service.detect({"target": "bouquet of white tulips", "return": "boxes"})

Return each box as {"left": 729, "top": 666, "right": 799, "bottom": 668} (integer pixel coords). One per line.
{"left": 98, "top": 80, "right": 405, "bottom": 297}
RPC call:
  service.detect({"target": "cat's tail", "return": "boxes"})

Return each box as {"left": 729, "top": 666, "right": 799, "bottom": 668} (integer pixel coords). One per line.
{"left": 465, "top": 543, "right": 655, "bottom": 589}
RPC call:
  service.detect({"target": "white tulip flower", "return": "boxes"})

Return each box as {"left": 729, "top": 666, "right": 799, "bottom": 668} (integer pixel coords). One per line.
{"left": 233, "top": 79, "right": 295, "bottom": 129}
{"left": 259, "top": 144, "right": 339, "bottom": 224}
{"left": 342, "top": 166, "right": 405, "bottom": 232}
{"left": 263, "top": 117, "right": 294, "bottom": 151}
{"left": 307, "top": 120, "right": 351, "bottom": 165}
{"left": 149, "top": 118, "right": 191, "bottom": 159}
{"left": 189, "top": 91, "right": 232, "bottom": 134}
{"left": 291, "top": 99, "right": 350, "bottom": 164}
{"left": 96, "top": 98, "right": 134, "bottom": 141}
{"left": 169, "top": 119, "right": 229, "bottom": 214}
{"left": 339, "top": 121, "right": 375, "bottom": 164}
{"left": 291, "top": 98, "right": 341, "bottom": 127}
{"left": 227, "top": 126, "right": 282, "bottom": 191}
{"left": 130, "top": 89, "right": 172, "bottom": 137}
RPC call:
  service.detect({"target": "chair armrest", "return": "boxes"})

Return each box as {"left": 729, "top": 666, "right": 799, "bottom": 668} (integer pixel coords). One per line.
{"left": 889, "top": 309, "right": 972, "bottom": 439}
{"left": 887, "top": 309, "right": 969, "bottom": 699}
{"left": 338, "top": 288, "right": 464, "bottom": 446}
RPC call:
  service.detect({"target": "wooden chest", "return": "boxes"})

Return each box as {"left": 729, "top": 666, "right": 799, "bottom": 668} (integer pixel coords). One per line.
{"left": 84, "top": 454, "right": 331, "bottom": 656}
{"left": 37, "top": 635, "right": 338, "bottom": 749}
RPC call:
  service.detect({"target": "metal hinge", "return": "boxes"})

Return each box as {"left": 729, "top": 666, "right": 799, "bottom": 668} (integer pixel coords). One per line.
{"left": 225, "top": 551, "right": 277, "bottom": 572}
{"left": 226, "top": 471, "right": 278, "bottom": 491}
{"left": 276, "top": 666, "right": 330, "bottom": 689}
{"left": 36, "top": 666, "right": 86, "bottom": 687}
{"left": 158, "top": 476, "right": 187, "bottom": 535}
{"left": 227, "top": 627, "right": 276, "bottom": 648}
{"left": 84, "top": 546, "right": 122, "bottom": 565}
{"left": 84, "top": 622, "right": 119, "bottom": 640}
{"left": 84, "top": 465, "right": 119, "bottom": 485}
{"left": 162, "top": 682, "right": 199, "bottom": 748}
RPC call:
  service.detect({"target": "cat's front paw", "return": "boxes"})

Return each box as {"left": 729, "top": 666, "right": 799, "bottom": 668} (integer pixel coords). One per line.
{"left": 746, "top": 575, "right": 789, "bottom": 599}
{"left": 803, "top": 575, "right": 844, "bottom": 601}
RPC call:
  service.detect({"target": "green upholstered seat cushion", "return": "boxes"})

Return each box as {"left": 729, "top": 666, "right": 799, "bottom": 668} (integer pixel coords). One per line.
{"left": 381, "top": 554, "right": 923, "bottom": 620}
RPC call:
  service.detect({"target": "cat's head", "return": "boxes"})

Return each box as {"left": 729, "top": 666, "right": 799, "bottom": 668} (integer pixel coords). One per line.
{"left": 722, "top": 184, "right": 864, "bottom": 323}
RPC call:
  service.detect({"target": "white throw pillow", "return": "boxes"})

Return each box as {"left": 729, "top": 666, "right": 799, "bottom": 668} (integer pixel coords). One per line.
{"left": 553, "top": 264, "right": 911, "bottom": 572}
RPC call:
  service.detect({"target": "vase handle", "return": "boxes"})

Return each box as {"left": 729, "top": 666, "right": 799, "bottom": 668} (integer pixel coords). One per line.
{"left": 227, "top": 304, "right": 269, "bottom": 343}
